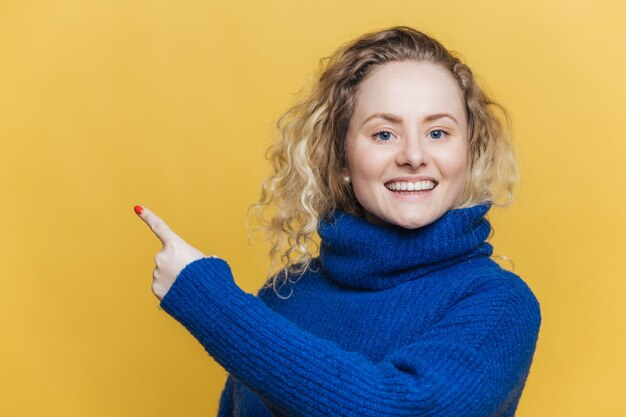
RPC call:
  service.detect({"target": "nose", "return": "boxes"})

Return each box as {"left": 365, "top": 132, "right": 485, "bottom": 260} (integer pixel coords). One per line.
{"left": 395, "top": 136, "right": 425, "bottom": 169}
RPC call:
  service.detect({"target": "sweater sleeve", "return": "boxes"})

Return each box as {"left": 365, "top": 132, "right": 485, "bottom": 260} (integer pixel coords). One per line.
{"left": 217, "top": 375, "right": 234, "bottom": 417}
{"left": 160, "top": 257, "right": 541, "bottom": 417}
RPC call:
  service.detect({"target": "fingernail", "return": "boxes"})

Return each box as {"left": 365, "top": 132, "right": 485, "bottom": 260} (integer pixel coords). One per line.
{"left": 134, "top": 205, "right": 143, "bottom": 215}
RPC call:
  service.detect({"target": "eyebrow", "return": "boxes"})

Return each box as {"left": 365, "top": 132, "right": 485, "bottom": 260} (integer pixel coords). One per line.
{"left": 360, "top": 112, "right": 459, "bottom": 127}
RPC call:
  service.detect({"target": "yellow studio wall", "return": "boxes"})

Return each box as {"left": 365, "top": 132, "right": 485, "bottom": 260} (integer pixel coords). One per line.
{"left": 1, "top": 0, "right": 625, "bottom": 415}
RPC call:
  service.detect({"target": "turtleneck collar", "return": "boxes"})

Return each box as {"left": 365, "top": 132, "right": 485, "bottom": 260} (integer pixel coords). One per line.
{"left": 317, "top": 204, "right": 494, "bottom": 291}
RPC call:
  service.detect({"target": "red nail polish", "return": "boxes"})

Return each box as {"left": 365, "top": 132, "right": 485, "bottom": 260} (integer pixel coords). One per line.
{"left": 134, "top": 205, "right": 143, "bottom": 215}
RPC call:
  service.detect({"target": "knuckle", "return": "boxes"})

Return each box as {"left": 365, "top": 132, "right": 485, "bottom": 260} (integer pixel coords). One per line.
{"left": 165, "top": 239, "right": 182, "bottom": 253}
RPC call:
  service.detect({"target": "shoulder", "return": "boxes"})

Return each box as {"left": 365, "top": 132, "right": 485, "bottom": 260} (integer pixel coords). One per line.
{"left": 464, "top": 261, "right": 542, "bottom": 331}
{"left": 445, "top": 257, "right": 542, "bottom": 323}
{"left": 434, "top": 261, "right": 543, "bottom": 357}
{"left": 255, "top": 258, "right": 323, "bottom": 302}
{"left": 461, "top": 257, "right": 540, "bottom": 299}
{"left": 484, "top": 265, "right": 540, "bottom": 311}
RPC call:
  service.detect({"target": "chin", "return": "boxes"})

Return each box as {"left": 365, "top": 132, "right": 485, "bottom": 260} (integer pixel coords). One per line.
{"left": 395, "top": 219, "right": 430, "bottom": 229}
{"left": 392, "top": 211, "right": 441, "bottom": 230}
{"left": 365, "top": 208, "right": 439, "bottom": 230}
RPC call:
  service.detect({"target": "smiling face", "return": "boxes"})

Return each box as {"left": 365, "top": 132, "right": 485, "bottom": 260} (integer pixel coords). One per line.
{"left": 344, "top": 60, "right": 469, "bottom": 229}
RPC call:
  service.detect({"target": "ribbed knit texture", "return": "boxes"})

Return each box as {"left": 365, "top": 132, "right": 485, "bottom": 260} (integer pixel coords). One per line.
{"left": 160, "top": 204, "right": 541, "bottom": 417}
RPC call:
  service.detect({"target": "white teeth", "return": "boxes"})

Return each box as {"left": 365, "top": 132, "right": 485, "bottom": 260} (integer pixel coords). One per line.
{"left": 386, "top": 181, "right": 436, "bottom": 191}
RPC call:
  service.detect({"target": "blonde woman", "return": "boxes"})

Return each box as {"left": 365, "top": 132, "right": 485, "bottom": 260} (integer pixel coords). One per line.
{"left": 135, "top": 26, "right": 541, "bottom": 417}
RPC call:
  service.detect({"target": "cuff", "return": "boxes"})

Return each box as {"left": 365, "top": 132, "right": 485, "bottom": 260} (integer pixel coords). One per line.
{"left": 159, "top": 256, "right": 239, "bottom": 339}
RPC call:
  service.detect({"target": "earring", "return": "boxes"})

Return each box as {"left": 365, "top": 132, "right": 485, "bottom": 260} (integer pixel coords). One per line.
{"left": 342, "top": 175, "right": 351, "bottom": 184}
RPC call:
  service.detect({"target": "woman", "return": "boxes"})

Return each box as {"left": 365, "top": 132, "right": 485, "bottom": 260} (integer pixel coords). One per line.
{"left": 135, "top": 26, "right": 541, "bottom": 417}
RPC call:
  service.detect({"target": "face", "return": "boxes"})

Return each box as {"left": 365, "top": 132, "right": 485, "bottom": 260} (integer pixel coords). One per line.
{"left": 344, "top": 60, "right": 469, "bottom": 229}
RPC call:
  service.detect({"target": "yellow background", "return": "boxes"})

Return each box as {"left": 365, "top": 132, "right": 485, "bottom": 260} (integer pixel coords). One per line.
{"left": 2, "top": 0, "right": 625, "bottom": 415}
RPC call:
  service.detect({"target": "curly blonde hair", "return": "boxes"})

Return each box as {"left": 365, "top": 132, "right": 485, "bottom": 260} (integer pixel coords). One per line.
{"left": 248, "top": 26, "right": 518, "bottom": 297}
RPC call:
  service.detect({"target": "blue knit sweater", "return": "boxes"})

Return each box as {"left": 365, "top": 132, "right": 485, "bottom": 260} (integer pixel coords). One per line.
{"left": 160, "top": 203, "right": 541, "bottom": 417}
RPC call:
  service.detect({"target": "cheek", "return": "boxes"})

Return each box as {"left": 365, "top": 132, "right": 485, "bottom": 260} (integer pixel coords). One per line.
{"left": 439, "top": 146, "right": 468, "bottom": 179}
{"left": 349, "top": 146, "right": 387, "bottom": 181}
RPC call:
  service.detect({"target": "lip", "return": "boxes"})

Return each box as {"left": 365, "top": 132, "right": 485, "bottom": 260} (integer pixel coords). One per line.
{"left": 384, "top": 176, "right": 439, "bottom": 185}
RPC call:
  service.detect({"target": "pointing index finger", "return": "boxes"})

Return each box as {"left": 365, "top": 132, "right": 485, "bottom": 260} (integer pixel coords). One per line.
{"left": 134, "top": 205, "right": 180, "bottom": 244}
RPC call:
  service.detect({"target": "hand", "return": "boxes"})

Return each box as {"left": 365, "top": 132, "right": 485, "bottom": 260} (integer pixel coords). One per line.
{"left": 134, "top": 205, "right": 209, "bottom": 301}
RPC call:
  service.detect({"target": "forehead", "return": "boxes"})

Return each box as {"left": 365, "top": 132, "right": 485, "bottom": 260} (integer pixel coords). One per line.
{"left": 352, "top": 61, "right": 466, "bottom": 124}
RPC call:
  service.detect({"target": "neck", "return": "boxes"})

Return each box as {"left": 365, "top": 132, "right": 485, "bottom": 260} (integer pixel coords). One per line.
{"left": 317, "top": 204, "right": 494, "bottom": 291}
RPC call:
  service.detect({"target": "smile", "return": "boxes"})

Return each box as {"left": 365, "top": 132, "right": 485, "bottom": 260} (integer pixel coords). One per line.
{"left": 385, "top": 180, "right": 437, "bottom": 192}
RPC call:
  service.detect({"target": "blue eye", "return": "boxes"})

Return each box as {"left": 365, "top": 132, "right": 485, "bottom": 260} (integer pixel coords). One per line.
{"left": 429, "top": 129, "right": 448, "bottom": 140}
{"left": 374, "top": 131, "right": 393, "bottom": 141}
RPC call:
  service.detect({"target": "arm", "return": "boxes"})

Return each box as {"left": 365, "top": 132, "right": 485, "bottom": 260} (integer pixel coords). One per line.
{"left": 160, "top": 257, "right": 541, "bottom": 417}
{"left": 217, "top": 375, "right": 234, "bottom": 417}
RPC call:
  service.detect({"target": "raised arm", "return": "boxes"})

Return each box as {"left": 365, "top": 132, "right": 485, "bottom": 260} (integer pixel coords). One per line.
{"left": 160, "top": 257, "right": 541, "bottom": 417}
